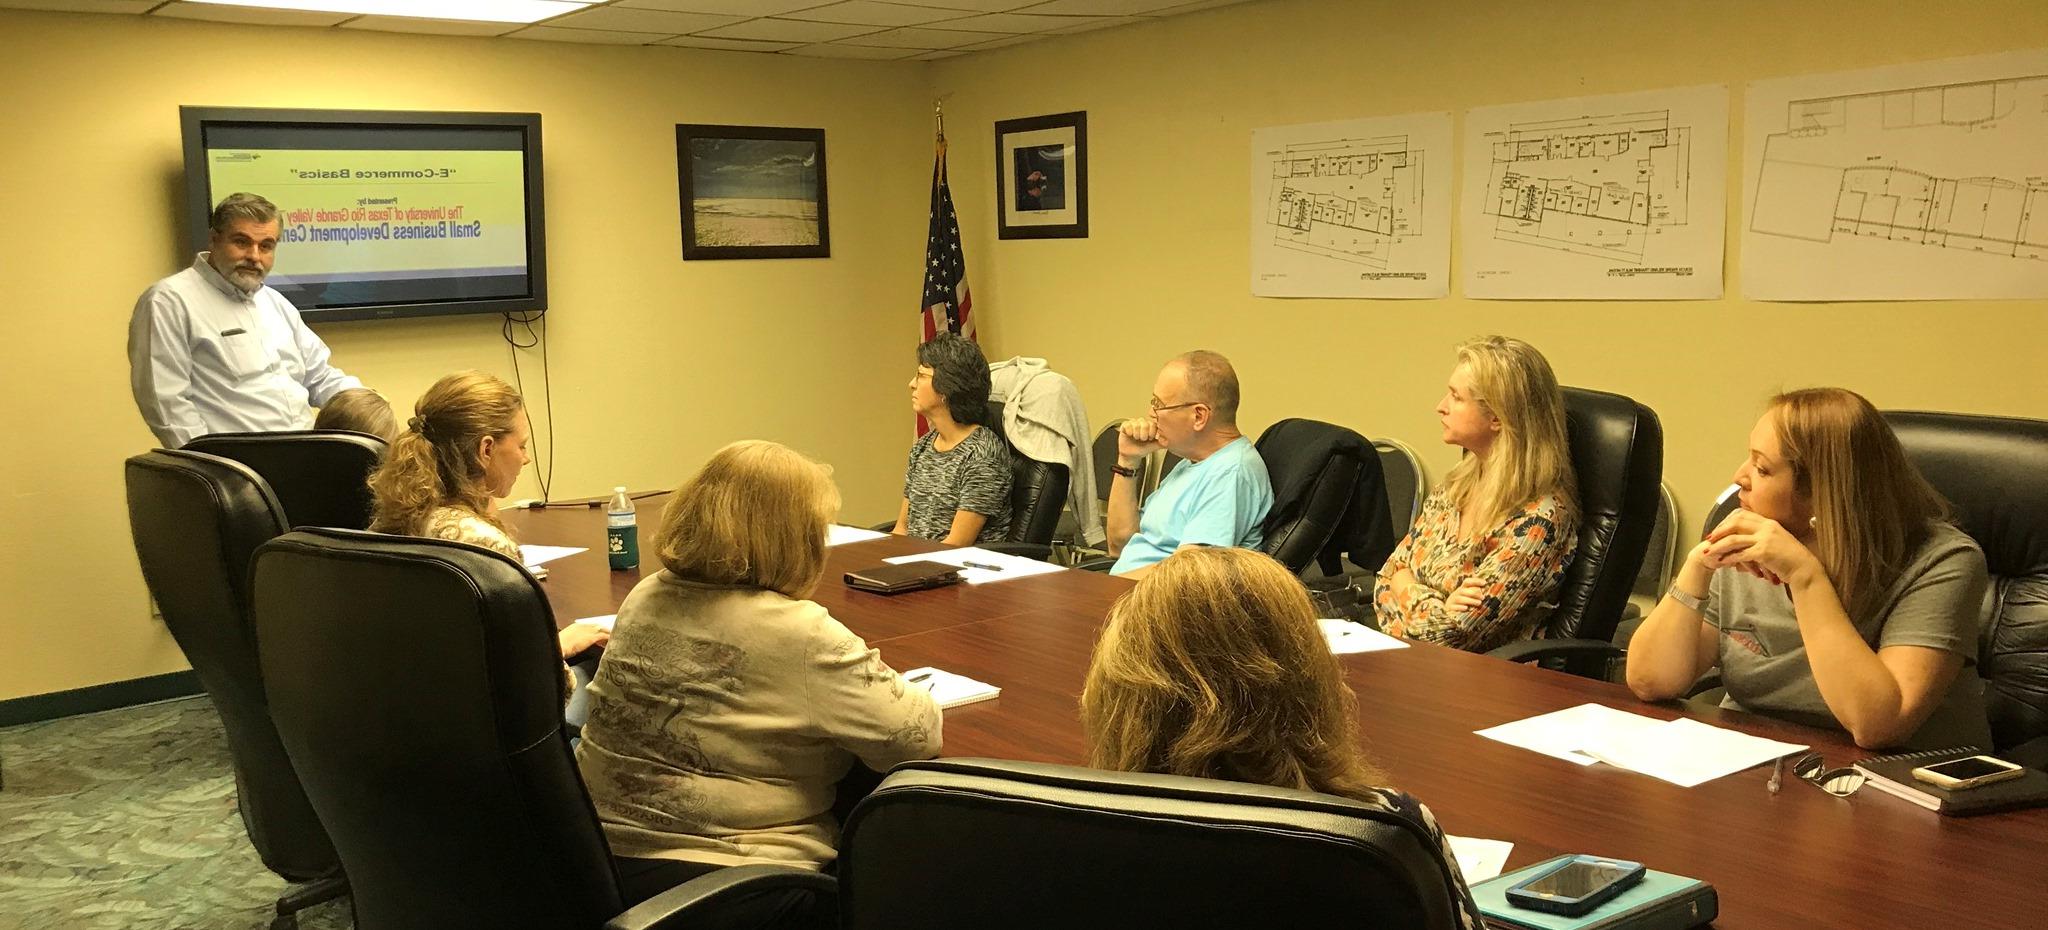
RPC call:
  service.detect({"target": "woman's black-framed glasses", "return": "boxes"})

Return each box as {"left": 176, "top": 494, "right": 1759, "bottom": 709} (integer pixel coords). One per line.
{"left": 1791, "top": 752, "right": 1866, "bottom": 797}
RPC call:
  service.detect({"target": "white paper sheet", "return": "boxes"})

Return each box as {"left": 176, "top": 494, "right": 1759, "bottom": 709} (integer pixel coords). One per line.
{"left": 1447, "top": 836, "right": 1515, "bottom": 882}
{"left": 902, "top": 666, "right": 1001, "bottom": 709}
{"left": 1578, "top": 717, "right": 1807, "bottom": 788}
{"left": 518, "top": 545, "right": 586, "bottom": 569}
{"left": 572, "top": 614, "right": 616, "bottom": 633}
{"left": 1461, "top": 84, "right": 1728, "bottom": 299}
{"left": 1250, "top": 111, "right": 1453, "bottom": 298}
{"left": 1473, "top": 703, "right": 1671, "bottom": 767}
{"left": 1741, "top": 48, "right": 2048, "bottom": 301}
{"left": 1318, "top": 618, "right": 1410, "bottom": 654}
{"left": 883, "top": 547, "right": 1066, "bottom": 585}
{"left": 827, "top": 524, "right": 888, "bottom": 547}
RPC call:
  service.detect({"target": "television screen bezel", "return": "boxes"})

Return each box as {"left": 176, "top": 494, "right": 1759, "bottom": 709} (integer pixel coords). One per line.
{"left": 180, "top": 106, "right": 547, "bottom": 323}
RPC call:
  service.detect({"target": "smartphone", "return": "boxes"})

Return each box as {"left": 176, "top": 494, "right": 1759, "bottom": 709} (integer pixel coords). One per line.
{"left": 1505, "top": 855, "right": 1647, "bottom": 917}
{"left": 1911, "top": 755, "right": 2027, "bottom": 791}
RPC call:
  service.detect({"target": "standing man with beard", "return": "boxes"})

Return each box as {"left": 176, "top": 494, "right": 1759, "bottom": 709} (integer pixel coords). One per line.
{"left": 128, "top": 192, "right": 363, "bottom": 448}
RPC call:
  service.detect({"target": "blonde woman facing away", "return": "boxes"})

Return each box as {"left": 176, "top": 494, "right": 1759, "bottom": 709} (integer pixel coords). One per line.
{"left": 1082, "top": 547, "right": 1484, "bottom": 929}
{"left": 1374, "top": 337, "right": 1579, "bottom": 652}
{"left": 367, "top": 371, "right": 607, "bottom": 670}
{"left": 577, "top": 440, "right": 941, "bottom": 907}
{"left": 1626, "top": 389, "right": 1990, "bottom": 750}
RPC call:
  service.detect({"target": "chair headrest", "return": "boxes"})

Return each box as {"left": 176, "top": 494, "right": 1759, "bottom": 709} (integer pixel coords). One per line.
{"left": 1886, "top": 411, "right": 2048, "bottom": 578}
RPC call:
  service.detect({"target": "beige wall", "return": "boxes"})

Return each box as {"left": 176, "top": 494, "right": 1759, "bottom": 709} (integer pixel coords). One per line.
{"left": 0, "top": 11, "right": 929, "bottom": 700}
{"left": 8, "top": 0, "right": 2048, "bottom": 702}
{"left": 936, "top": 0, "right": 2048, "bottom": 555}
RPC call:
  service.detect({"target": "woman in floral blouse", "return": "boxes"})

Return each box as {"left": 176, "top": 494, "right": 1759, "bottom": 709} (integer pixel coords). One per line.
{"left": 1374, "top": 337, "right": 1579, "bottom": 653}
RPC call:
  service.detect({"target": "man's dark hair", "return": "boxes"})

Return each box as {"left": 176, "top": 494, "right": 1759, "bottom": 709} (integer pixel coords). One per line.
{"left": 918, "top": 333, "right": 994, "bottom": 427}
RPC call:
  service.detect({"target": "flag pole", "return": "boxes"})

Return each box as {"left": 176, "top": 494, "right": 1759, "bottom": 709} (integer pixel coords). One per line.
{"left": 933, "top": 99, "right": 947, "bottom": 186}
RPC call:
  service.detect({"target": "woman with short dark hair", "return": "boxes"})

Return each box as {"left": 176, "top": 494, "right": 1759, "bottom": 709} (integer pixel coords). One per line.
{"left": 891, "top": 333, "right": 1012, "bottom": 545}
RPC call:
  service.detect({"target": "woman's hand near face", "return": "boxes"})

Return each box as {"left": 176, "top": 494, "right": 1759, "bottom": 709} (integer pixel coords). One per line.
{"left": 1703, "top": 510, "right": 1821, "bottom": 587}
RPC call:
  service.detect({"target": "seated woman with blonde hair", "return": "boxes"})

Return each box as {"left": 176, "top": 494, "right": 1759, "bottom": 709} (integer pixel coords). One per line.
{"left": 1627, "top": 388, "right": 1990, "bottom": 750}
{"left": 1082, "top": 547, "right": 1483, "bottom": 928}
{"left": 577, "top": 440, "right": 941, "bottom": 909}
{"left": 367, "top": 371, "right": 607, "bottom": 672}
{"left": 313, "top": 386, "right": 397, "bottom": 442}
{"left": 1375, "top": 336, "right": 1579, "bottom": 652}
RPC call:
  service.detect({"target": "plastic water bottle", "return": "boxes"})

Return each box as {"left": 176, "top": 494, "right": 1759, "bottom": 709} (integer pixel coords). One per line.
{"left": 606, "top": 487, "right": 638, "bottom": 571}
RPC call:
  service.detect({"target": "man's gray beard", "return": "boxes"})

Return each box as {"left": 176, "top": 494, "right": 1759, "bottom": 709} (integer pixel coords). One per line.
{"left": 213, "top": 260, "right": 264, "bottom": 294}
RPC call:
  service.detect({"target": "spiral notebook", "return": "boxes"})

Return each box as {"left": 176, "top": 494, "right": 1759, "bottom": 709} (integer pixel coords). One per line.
{"left": 1850, "top": 746, "right": 2048, "bottom": 816}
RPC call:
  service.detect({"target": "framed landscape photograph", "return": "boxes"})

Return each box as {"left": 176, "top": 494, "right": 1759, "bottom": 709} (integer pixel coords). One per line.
{"left": 677, "top": 124, "right": 829, "bottom": 260}
{"left": 995, "top": 111, "right": 1088, "bottom": 240}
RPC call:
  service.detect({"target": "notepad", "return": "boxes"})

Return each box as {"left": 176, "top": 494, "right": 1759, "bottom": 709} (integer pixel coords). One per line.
{"left": 1477, "top": 703, "right": 1807, "bottom": 787}
{"left": 1447, "top": 835, "right": 1514, "bottom": 882}
{"left": 827, "top": 524, "right": 889, "bottom": 547}
{"left": 519, "top": 544, "right": 586, "bottom": 569}
{"left": 902, "top": 666, "right": 1001, "bottom": 709}
{"left": 1318, "top": 618, "right": 1410, "bottom": 654}
{"left": 883, "top": 547, "right": 1066, "bottom": 584}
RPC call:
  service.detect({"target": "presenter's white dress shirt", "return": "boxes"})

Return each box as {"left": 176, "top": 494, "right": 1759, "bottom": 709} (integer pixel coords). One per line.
{"left": 128, "top": 254, "right": 361, "bottom": 448}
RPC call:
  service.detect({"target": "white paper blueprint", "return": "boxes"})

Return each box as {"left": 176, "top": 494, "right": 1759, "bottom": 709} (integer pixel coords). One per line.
{"left": 1461, "top": 84, "right": 1728, "bottom": 300}
{"left": 1742, "top": 48, "right": 2048, "bottom": 301}
{"left": 1251, "top": 112, "right": 1452, "bottom": 298}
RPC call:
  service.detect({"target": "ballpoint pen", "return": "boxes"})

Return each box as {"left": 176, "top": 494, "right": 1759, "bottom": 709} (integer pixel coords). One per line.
{"left": 960, "top": 560, "right": 1004, "bottom": 572}
{"left": 1768, "top": 755, "right": 1784, "bottom": 795}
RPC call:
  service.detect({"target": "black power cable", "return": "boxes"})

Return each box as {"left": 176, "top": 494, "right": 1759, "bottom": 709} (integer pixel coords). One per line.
{"left": 501, "top": 309, "right": 555, "bottom": 503}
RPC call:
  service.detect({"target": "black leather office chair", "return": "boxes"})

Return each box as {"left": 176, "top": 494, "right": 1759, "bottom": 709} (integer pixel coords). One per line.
{"left": 836, "top": 758, "right": 1469, "bottom": 929}
{"left": 1373, "top": 437, "right": 1427, "bottom": 537}
{"left": 123, "top": 450, "right": 347, "bottom": 929}
{"left": 1888, "top": 411, "right": 2048, "bottom": 768}
{"left": 979, "top": 401, "right": 1072, "bottom": 556}
{"left": 184, "top": 430, "right": 387, "bottom": 530}
{"left": 1490, "top": 387, "right": 1664, "bottom": 679}
{"left": 249, "top": 529, "right": 833, "bottom": 930}
{"left": 1255, "top": 418, "right": 1395, "bottom": 576}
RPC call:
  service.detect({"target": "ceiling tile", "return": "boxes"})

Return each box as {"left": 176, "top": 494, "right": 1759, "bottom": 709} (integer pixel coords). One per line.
{"left": 1015, "top": 0, "right": 1185, "bottom": 13}
{"left": 152, "top": 2, "right": 351, "bottom": 26}
{"left": 846, "top": 25, "right": 991, "bottom": 48}
{"left": 615, "top": 0, "right": 822, "bottom": 13}
{"left": 697, "top": 17, "right": 883, "bottom": 42}
{"left": 886, "top": 0, "right": 1033, "bottom": 10}
{"left": 340, "top": 15, "right": 523, "bottom": 35}
{"left": 1147, "top": 0, "right": 1255, "bottom": 12}
{"left": 786, "top": 42, "right": 920, "bottom": 60}
{"left": 546, "top": 6, "right": 743, "bottom": 33}
{"left": 510, "top": 24, "right": 671, "bottom": 43}
{"left": 783, "top": 1, "right": 964, "bottom": 28}
{"left": 0, "top": 0, "right": 157, "bottom": 13}
{"left": 656, "top": 34, "right": 804, "bottom": 51}
{"left": 1043, "top": 13, "right": 1142, "bottom": 33}
{"left": 911, "top": 48, "right": 967, "bottom": 60}
{"left": 934, "top": 11, "right": 1096, "bottom": 32}
{"left": 954, "top": 32, "right": 1037, "bottom": 50}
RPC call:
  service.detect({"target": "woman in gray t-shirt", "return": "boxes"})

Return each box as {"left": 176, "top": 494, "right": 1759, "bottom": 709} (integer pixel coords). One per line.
{"left": 890, "top": 333, "right": 1012, "bottom": 545}
{"left": 1625, "top": 388, "right": 1990, "bottom": 750}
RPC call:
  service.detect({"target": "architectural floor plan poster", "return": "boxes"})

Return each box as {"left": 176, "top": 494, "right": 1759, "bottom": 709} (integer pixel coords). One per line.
{"left": 1251, "top": 112, "right": 1452, "bottom": 298}
{"left": 1743, "top": 49, "right": 2048, "bottom": 301}
{"left": 1461, "top": 84, "right": 1728, "bottom": 300}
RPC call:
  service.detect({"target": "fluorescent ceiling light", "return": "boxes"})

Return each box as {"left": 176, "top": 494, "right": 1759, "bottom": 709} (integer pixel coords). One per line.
{"left": 184, "top": 0, "right": 592, "bottom": 24}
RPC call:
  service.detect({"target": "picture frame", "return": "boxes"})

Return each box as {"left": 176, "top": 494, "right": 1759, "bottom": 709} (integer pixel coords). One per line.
{"left": 994, "top": 111, "right": 1088, "bottom": 240}
{"left": 676, "top": 124, "right": 829, "bottom": 260}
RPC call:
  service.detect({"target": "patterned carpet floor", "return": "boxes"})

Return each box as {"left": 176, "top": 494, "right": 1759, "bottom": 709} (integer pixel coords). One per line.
{"left": 0, "top": 697, "right": 352, "bottom": 930}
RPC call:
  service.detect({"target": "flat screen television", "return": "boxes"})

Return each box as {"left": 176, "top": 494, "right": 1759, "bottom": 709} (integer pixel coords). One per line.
{"left": 181, "top": 107, "right": 546, "bottom": 323}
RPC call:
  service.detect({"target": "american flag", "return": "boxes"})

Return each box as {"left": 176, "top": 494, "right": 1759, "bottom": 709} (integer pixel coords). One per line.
{"left": 921, "top": 138, "right": 974, "bottom": 344}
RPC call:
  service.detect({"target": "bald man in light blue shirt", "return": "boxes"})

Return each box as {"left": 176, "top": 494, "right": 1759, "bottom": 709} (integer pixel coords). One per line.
{"left": 1106, "top": 351, "right": 1273, "bottom": 578}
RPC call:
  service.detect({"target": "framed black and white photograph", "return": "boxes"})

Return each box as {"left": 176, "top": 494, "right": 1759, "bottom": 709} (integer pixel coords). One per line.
{"left": 677, "top": 124, "right": 829, "bottom": 260}
{"left": 995, "top": 111, "right": 1087, "bottom": 239}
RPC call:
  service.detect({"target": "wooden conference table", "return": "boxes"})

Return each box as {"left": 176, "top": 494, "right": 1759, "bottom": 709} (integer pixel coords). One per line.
{"left": 506, "top": 502, "right": 2048, "bottom": 930}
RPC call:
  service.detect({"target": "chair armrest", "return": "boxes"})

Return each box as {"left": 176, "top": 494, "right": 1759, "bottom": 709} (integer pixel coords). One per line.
{"left": 1076, "top": 556, "right": 1118, "bottom": 573}
{"left": 979, "top": 541, "right": 1053, "bottom": 561}
{"left": 605, "top": 865, "right": 837, "bottom": 930}
{"left": 867, "top": 520, "right": 895, "bottom": 532}
{"left": 1487, "top": 638, "right": 1625, "bottom": 681}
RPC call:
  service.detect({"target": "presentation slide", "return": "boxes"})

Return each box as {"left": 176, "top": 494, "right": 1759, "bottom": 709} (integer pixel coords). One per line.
{"left": 198, "top": 123, "right": 535, "bottom": 311}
